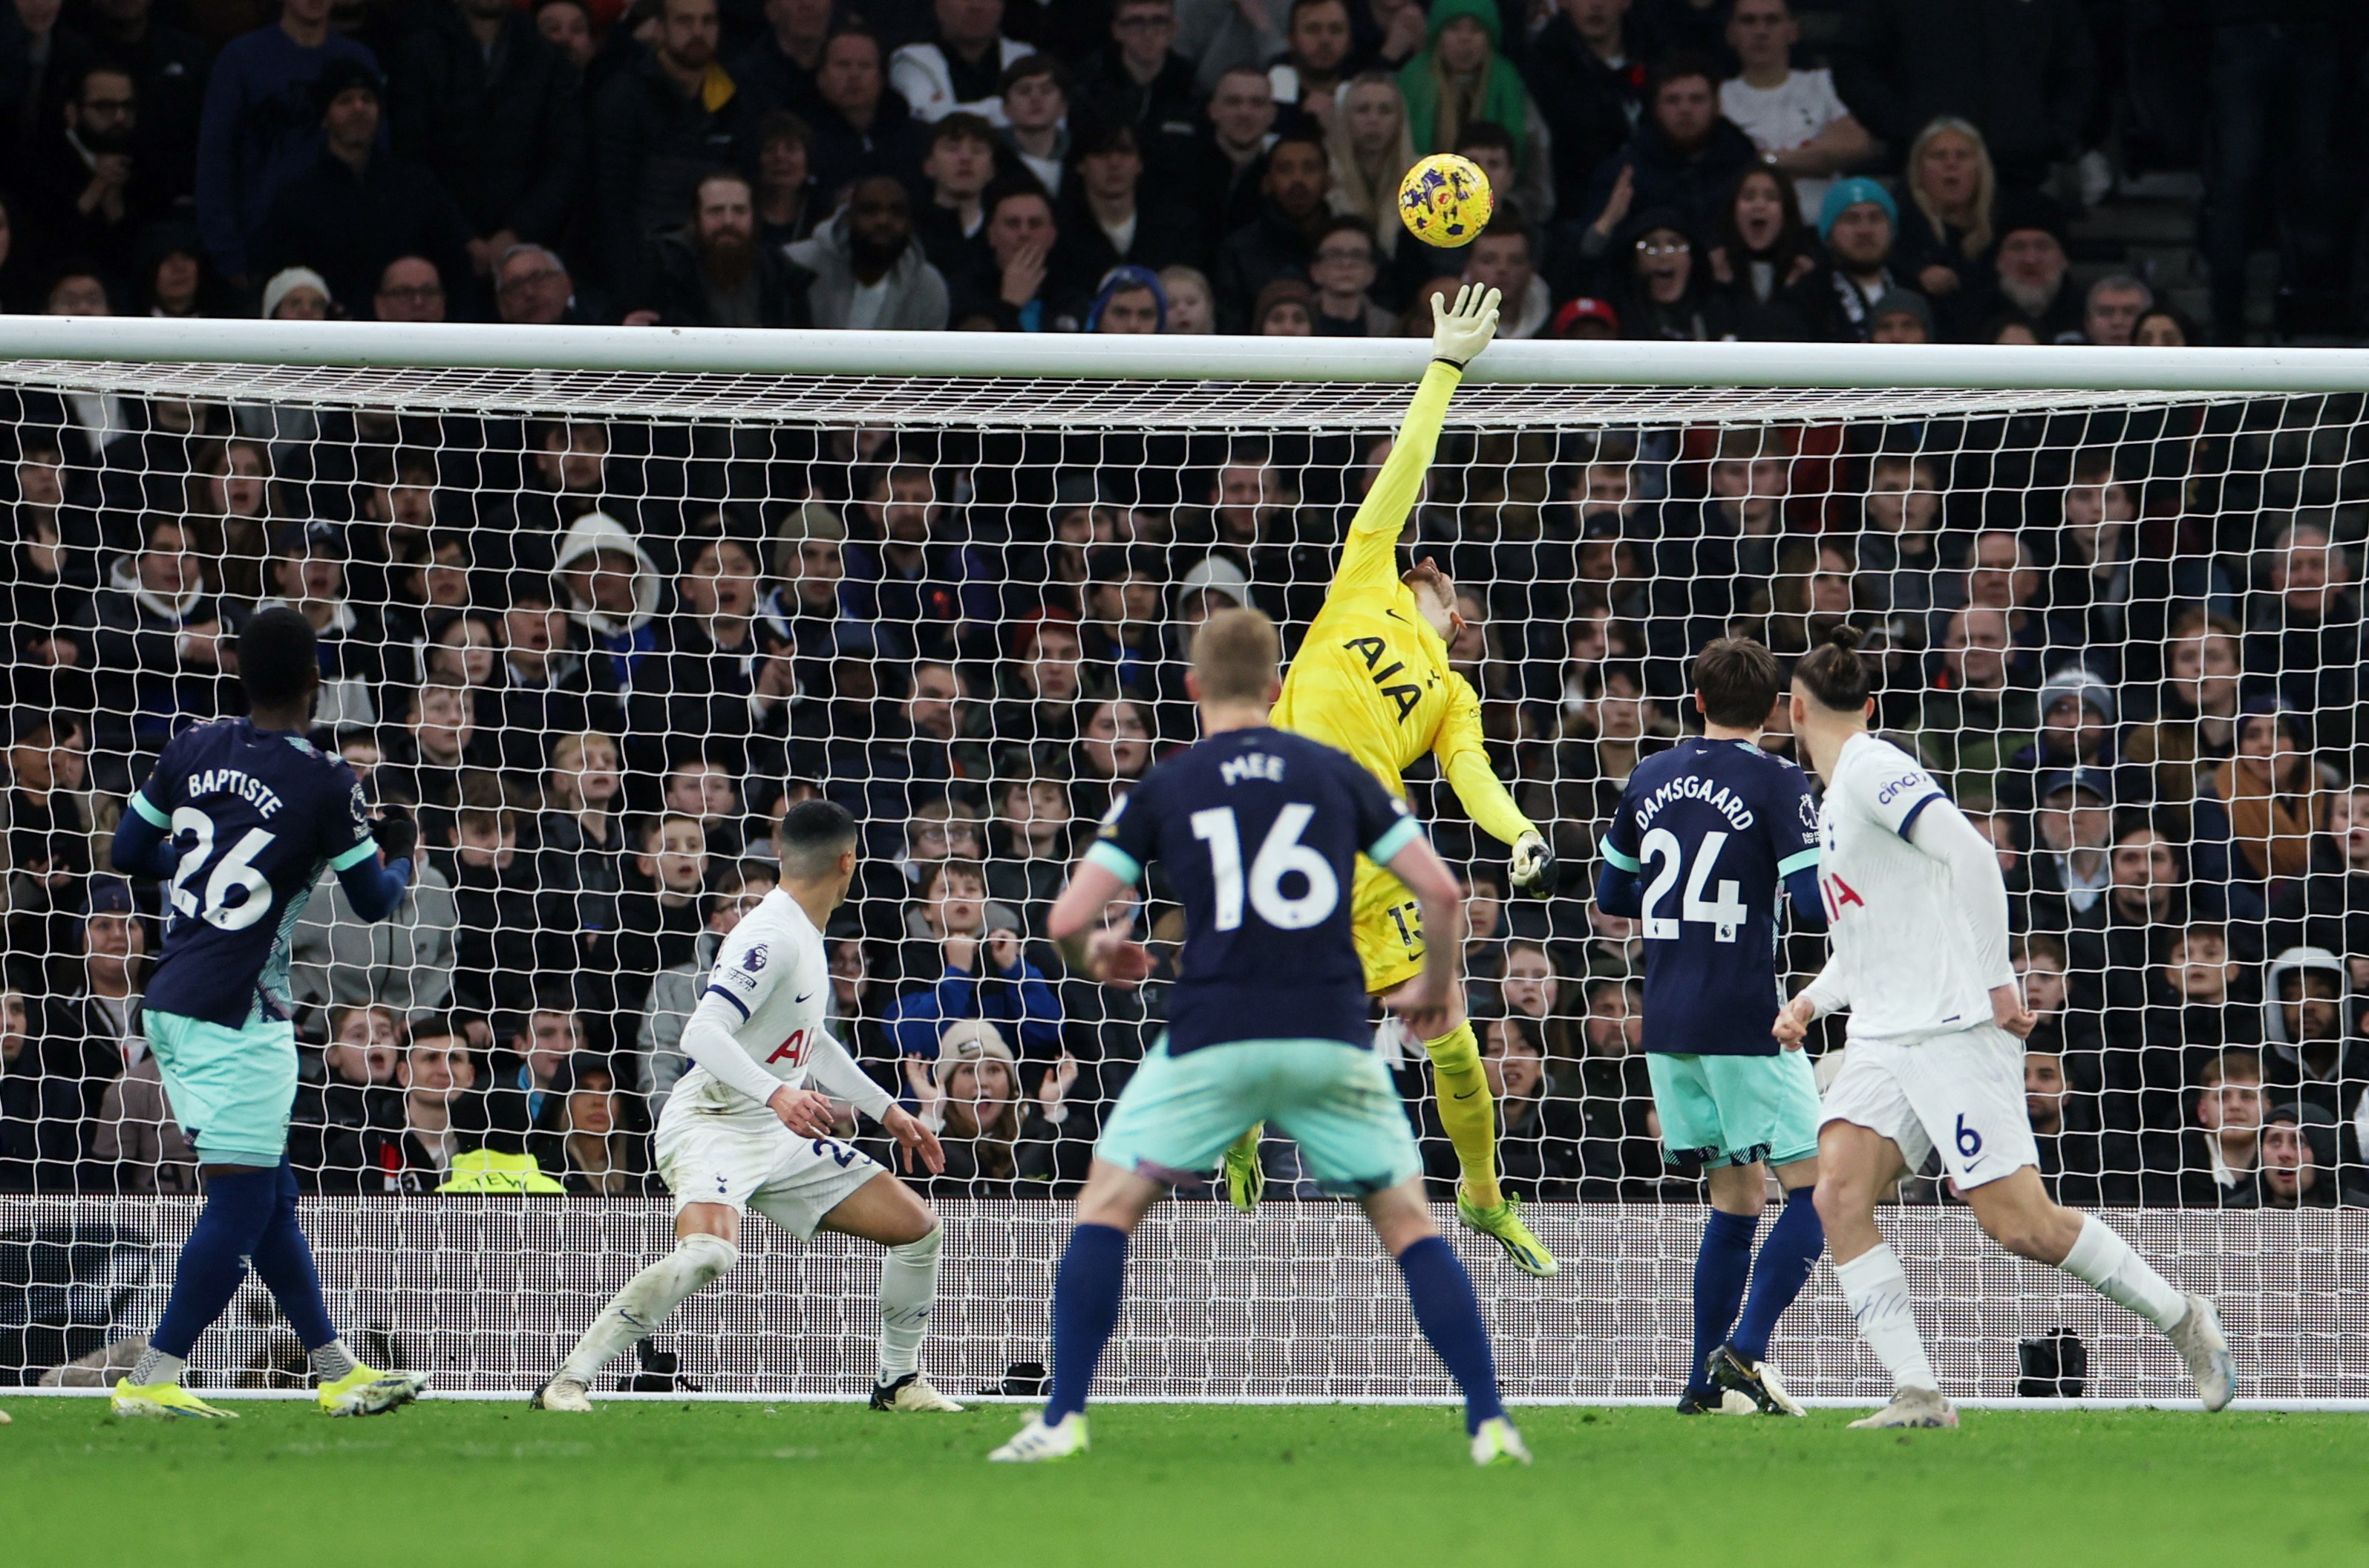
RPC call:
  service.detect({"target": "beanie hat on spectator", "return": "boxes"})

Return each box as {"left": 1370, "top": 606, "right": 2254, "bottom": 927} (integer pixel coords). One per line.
{"left": 1866, "top": 289, "right": 1935, "bottom": 337}
{"left": 771, "top": 500, "right": 847, "bottom": 578}
{"left": 84, "top": 876, "right": 136, "bottom": 921}
{"left": 2035, "top": 766, "right": 2113, "bottom": 811}
{"left": 1815, "top": 177, "right": 1898, "bottom": 243}
{"left": 1010, "top": 607, "right": 1080, "bottom": 660}
{"left": 1619, "top": 206, "right": 1694, "bottom": 252}
{"left": 933, "top": 1019, "right": 1016, "bottom": 1092}
{"left": 1993, "top": 189, "right": 2070, "bottom": 251}
{"left": 272, "top": 519, "right": 346, "bottom": 558}
{"left": 261, "top": 267, "right": 333, "bottom": 321}
{"left": 1175, "top": 555, "right": 1253, "bottom": 611}
{"left": 1085, "top": 266, "right": 1167, "bottom": 333}
{"left": 1552, "top": 296, "right": 1619, "bottom": 337}
{"left": 1252, "top": 278, "right": 1316, "bottom": 332}
{"left": 2038, "top": 664, "right": 2117, "bottom": 728}
{"left": 313, "top": 57, "right": 385, "bottom": 117}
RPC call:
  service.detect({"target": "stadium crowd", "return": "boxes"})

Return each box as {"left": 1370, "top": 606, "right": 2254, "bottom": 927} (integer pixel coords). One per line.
{"left": 0, "top": 0, "right": 2366, "bottom": 1209}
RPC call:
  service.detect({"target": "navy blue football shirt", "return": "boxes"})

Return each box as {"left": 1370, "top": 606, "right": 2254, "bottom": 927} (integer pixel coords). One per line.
{"left": 1598, "top": 738, "right": 1822, "bottom": 1057}
{"left": 128, "top": 719, "right": 379, "bottom": 1028}
{"left": 1085, "top": 727, "right": 1420, "bottom": 1055}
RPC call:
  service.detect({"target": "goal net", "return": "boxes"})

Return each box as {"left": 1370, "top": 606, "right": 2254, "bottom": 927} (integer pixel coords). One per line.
{"left": 1, "top": 323, "right": 2364, "bottom": 1402}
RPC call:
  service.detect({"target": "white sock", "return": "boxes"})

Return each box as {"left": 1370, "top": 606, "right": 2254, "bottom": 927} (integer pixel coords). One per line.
{"left": 1833, "top": 1244, "right": 1940, "bottom": 1394}
{"left": 558, "top": 1233, "right": 738, "bottom": 1385}
{"left": 309, "top": 1339, "right": 359, "bottom": 1381}
{"left": 877, "top": 1224, "right": 942, "bottom": 1383}
{"left": 129, "top": 1345, "right": 187, "bottom": 1387}
{"left": 2059, "top": 1214, "right": 2186, "bottom": 1331}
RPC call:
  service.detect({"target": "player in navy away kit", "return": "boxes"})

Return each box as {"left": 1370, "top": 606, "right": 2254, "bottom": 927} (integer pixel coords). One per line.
{"left": 990, "top": 608, "right": 1529, "bottom": 1466}
{"left": 1595, "top": 638, "right": 1829, "bottom": 1417}
{"left": 106, "top": 607, "right": 431, "bottom": 1419}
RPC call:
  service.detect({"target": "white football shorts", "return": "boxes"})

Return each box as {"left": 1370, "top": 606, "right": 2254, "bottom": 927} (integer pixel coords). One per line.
{"left": 1817, "top": 1023, "right": 2039, "bottom": 1191}
{"left": 655, "top": 1100, "right": 884, "bottom": 1238}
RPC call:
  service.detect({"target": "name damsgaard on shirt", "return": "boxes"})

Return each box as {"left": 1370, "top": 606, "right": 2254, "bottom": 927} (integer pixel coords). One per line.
{"left": 184, "top": 768, "right": 287, "bottom": 818}
{"left": 1630, "top": 773, "right": 1756, "bottom": 833}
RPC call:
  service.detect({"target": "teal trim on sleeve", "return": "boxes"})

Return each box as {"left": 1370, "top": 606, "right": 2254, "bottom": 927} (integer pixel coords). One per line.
{"left": 128, "top": 791, "right": 169, "bottom": 828}
{"left": 1777, "top": 848, "right": 1820, "bottom": 876}
{"left": 1082, "top": 840, "right": 1143, "bottom": 886}
{"left": 1365, "top": 816, "right": 1422, "bottom": 866}
{"left": 329, "top": 838, "right": 379, "bottom": 872}
{"left": 1598, "top": 838, "right": 1641, "bottom": 873}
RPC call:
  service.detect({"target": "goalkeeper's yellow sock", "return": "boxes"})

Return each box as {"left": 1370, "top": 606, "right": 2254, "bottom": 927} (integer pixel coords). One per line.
{"left": 1425, "top": 1021, "right": 1501, "bottom": 1210}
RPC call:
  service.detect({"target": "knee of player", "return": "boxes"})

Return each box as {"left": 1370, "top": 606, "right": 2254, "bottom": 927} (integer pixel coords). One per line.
{"left": 890, "top": 1218, "right": 944, "bottom": 1258}
{"left": 678, "top": 1231, "right": 740, "bottom": 1283}
{"left": 1810, "top": 1174, "right": 1871, "bottom": 1230}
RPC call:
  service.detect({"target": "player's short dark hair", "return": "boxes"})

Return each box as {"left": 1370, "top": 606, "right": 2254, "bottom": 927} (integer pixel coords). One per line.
{"left": 237, "top": 605, "right": 321, "bottom": 706}
{"left": 1692, "top": 636, "right": 1782, "bottom": 729}
{"left": 1192, "top": 607, "right": 1281, "bottom": 703}
{"left": 1792, "top": 624, "right": 1873, "bottom": 713}
{"left": 775, "top": 797, "right": 857, "bottom": 880}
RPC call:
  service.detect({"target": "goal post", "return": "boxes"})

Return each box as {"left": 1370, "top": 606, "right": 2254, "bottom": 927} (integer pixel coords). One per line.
{"left": 0, "top": 318, "right": 2364, "bottom": 1402}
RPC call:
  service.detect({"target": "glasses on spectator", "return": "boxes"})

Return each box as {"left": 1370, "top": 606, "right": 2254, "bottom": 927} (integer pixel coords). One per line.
{"left": 1635, "top": 238, "right": 1691, "bottom": 256}
{"left": 1314, "top": 246, "right": 1371, "bottom": 264}
{"left": 498, "top": 268, "right": 563, "bottom": 295}
{"left": 378, "top": 284, "right": 446, "bottom": 303}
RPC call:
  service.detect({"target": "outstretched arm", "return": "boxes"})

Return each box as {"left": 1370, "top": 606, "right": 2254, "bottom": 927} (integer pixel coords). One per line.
{"left": 1434, "top": 672, "right": 1539, "bottom": 852}
{"left": 1330, "top": 286, "right": 1500, "bottom": 602}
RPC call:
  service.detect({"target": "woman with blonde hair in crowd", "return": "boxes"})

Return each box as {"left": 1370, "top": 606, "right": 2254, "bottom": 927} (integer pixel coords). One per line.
{"left": 927, "top": 1021, "right": 1025, "bottom": 1195}
{"left": 1897, "top": 118, "right": 1997, "bottom": 308}
{"left": 1327, "top": 71, "right": 1417, "bottom": 259}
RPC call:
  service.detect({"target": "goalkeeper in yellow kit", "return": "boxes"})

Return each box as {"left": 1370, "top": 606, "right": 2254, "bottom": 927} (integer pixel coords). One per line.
{"left": 1225, "top": 283, "right": 1558, "bottom": 1277}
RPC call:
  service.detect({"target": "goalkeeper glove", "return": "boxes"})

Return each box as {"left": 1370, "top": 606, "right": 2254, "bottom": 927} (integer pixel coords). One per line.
{"left": 373, "top": 803, "right": 418, "bottom": 864}
{"left": 1509, "top": 830, "right": 1555, "bottom": 896}
{"left": 1431, "top": 283, "right": 1501, "bottom": 369}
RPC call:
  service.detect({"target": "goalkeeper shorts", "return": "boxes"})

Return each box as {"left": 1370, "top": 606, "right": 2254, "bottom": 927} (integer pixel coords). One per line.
{"left": 146, "top": 1009, "right": 300, "bottom": 1168}
{"left": 1099, "top": 1035, "right": 1422, "bottom": 1198}
{"left": 1647, "top": 1049, "right": 1822, "bottom": 1171}
{"left": 1347, "top": 855, "right": 1426, "bottom": 996}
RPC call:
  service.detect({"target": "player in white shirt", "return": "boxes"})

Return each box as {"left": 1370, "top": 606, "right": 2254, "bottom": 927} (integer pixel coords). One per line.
{"left": 533, "top": 801, "right": 962, "bottom": 1414}
{"left": 1774, "top": 629, "right": 2235, "bottom": 1428}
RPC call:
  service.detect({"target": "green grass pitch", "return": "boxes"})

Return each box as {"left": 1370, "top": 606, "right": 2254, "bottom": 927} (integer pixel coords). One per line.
{"left": 3, "top": 1397, "right": 2362, "bottom": 1568}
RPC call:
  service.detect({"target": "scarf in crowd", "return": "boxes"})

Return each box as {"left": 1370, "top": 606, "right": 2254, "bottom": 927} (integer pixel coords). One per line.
{"left": 2214, "top": 756, "right": 2318, "bottom": 880}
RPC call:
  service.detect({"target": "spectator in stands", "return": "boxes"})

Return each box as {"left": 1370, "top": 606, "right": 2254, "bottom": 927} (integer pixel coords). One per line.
{"left": 1855, "top": 449, "right": 1947, "bottom": 621}
{"left": 627, "top": 535, "right": 767, "bottom": 767}
{"left": 289, "top": 795, "right": 458, "bottom": 1025}
{"left": 370, "top": 256, "right": 447, "bottom": 324}
{"left": 91, "top": 514, "right": 226, "bottom": 776}
{"left": 1979, "top": 192, "right": 2081, "bottom": 343}
{"left": 641, "top": 862, "right": 776, "bottom": 1104}
{"left": 1463, "top": 217, "right": 1548, "bottom": 339}
{"left": 1213, "top": 128, "right": 1327, "bottom": 330}
{"left": 922, "top": 1019, "right": 1029, "bottom": 1194}
{"left": 662, "top": 758, "right": 747, "bottom": 858}
{"left": 2141, "top": 924, "right": 2261, "bottom": 1134}
{"left": 20, "top": 64, "right": 163, "bottom": 292}
{"left": 1996, "top": 663, "right": 2116, "bottom": 817}
{"left": 1523, "top": 0, "right": 1642, "bottom": 229}
{"left": 193, "top": 0, "right": 378, "bottom": 284}
{"left": 2024, "top": 1045, "right": 2132, "bottom": 1206}
{"left": 2025, "top": 768, "right": 2114, "bottom": 932}
{"left": 27, "top": 878, "right": 142, "bottom": 1180}
{"left": 290, "top": 1002, "right": 401, "bottom": 1186}
{"left": 991, "top": 613, "right": 1088, "bottom": 767}
{"left": 1061, "top": 125, "right": 1201, "bottom": 293}
{"left": 996, "top": 55, "right": 1072, "bottom": 195}
{"left": 2256, "top": 1113, "right": 2339, "bottom": 1210}
{"left": 638, "top": 170, "right": 813, "bottom": 328}
{"left": 1252, "top": 276, "right": 1315, "bottom": 333}
{"left": 2244, "top": 519, "right": 2363, "bottom": 747}
{"left": 1180, "top": 66, "right": 1278, "bottom": 239}
{"left": 532, "top": 1056, "right": 658, "bottom": 1194}
{"left": 1297, "top": 216, "right": 1388, "bottom": 334}
{"left": 2190, "top": 704, "right": 2333, "bottom": 940}
{"left": 733, "top": 0, "right": 831, "bottom": 114}
{"left": 1705, "top": 166, "right": 1816, "bottom": 314}
{"left": 764, "top": 503, "right": 878, "bottom": 661}
{"left": 332, "top": 1018, "right": 488, "bottom": 1194}
{"left": 84, "top": 0, "right": 205, "bottom": 201}
{"left": 1578, "top": 55, "right": 1756, "bottom": 249}
{"left": 250, "top": 59, "right": 474, "bottom": 314}
{"left": 1865, "top": 290, "right": 1933, "bottom": 344}
{"left": 1916, "top": 607, "right": 2027, "bottom": 793}
{"left": 914, "top": 111, "right": 996, "bottom": 280}
{"left": 892, "top": 0, "right": 1027, "bottom": 124}
{"left": 2260, "top": 946, "right": 2362, "bottom": 1124}
{"left": 2083, "top": 275, "right": 2152, "bottom": 347}
{"left": 1074, "top": 696, "right": 1154, "bottom": 819}
{"left": 1472, "top": 1013, "right": 1578, "bottom": 1201}
{"left": 590, "top": 0, "right": 753, "bottom": 303}
{"left": 491, "top": 576, "right": 602, "bottom": 778}
{"left": 1892, "top": 117, "right": 1996, "bottom": 327}
{"left": 752, "top": 110, "right": 823, "bottom": 251}
{"left": 1832, "top": 0, "right": 2092, "bottom": 192}
{"left": 494, "top": 244, "right": 595, "bottom": 327}
{"left": 842, "top": 463, "right": 997, "bottom": 660}
{"left": 789, "top": 174, "right": 950, "bottom": 331}
{"left": 391, "top": 0, "right": 586, "bottom": 285}
{"left": 1955, "top": 528, "right": 2049, "bottom": 690}
{"left": 1601, "top": 209, "right": 1732, "bottom": 342}
{"left": 805, "top": 28, "right": 932, "bottom": 197}
{"left": 887, "top": 858, "right": 1059, "bottom": 1090}
{"left": 1076, "top": 0, "right": 1201, "bottom": 167}
{"left": 441, "top": 802, "right": 553, "bottom": 1019}
{"left": 1159, "top": 263, "right": 1216, "bottom": 331}
{"left": 984, "top": 772, "right": 1072, "bottom": 930}
{"left": 949, "top": 181, "right": 1061, "bottom": 330}
{"left": 2131, "top": 305, "right": 2192, "bottom": 347}
{"left": 1780, "top": 177, "right": 1898, "bottom": 343}
{"left": 537, "top": 727, "right": 629, "bottom": 991}
{"left": 1399, "top": 0, "right": 1542, "bottom": 216}
{"left": 554, "top": 512, "right": 663, "bottom": 697}
{"left": 1718, "top": 0, "right": 1869, "bottom": 220}
{"left": 1323, "top": 73, "right": 1412, "bottom": 264}
{"left": 615, "top": 811, "right": 710, "bottom": 1025}
{"left": 2145, "top": 1048, "right": 2264, "bottom": 1207}
{"left": 1494, "top": 938, "right": 1576, "bottom": 1061}
{"left": 486, "top": 1003, "right": 587, "bottom": 1149}
{"left": 533, "top": 0, "right": 595, "bottom": 71}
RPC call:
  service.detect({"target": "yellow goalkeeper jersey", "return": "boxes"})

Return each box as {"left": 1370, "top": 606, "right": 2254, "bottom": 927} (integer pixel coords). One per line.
{"left": 1270, "top": 360, "right": 1536, "bottom": 851}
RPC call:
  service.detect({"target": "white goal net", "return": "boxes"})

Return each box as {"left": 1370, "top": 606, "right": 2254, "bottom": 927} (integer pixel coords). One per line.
{"left": 2, "top": 324, "right": 2365, "bottom": 1401}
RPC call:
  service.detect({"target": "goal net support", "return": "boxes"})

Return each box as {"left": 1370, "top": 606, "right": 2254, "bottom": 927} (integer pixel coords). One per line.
{"left": 1, "top": 320, "right": 2365, "bottom": 1402}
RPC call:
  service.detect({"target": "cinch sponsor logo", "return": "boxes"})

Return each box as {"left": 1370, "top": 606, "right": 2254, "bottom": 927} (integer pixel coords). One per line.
{"left": 1875, "top": 774, "right": 1927, "bottom": 806}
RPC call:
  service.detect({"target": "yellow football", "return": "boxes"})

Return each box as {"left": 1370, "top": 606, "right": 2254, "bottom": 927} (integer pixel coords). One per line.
{"left": 1396, "top": 153, "right": 1495, "bottom": 249}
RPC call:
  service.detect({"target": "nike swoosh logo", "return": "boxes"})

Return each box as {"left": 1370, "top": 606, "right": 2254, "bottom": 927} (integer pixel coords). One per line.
{"left": 794, "top": 991, "right": 814, "bottom": 1003}
{"left": 1385, "top": 608, "right": 1407, "bottom": 622}
{"left": 1453, "top": 1088, "right": 1482, "bottom": 1100}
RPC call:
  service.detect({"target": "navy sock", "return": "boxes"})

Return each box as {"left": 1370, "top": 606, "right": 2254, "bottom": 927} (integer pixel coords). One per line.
{"left": 151, "top": 1166, "right": 279, "bottom": 1359}
{"left": 1045, "top": 1223, "right": 1128, "bottom": 1423}
{"left": 1731, "top": 1186, "right": 1824, "bottom": 1365}
{"left": 1691, "top": 1209, "right": 1757, "bottom": 1391}
{"left": 246, "top": 1158, "right": 338, "bottom": 1351}
{"left": 1395, "top": 1236, "right": 1504, "bottom": 1434}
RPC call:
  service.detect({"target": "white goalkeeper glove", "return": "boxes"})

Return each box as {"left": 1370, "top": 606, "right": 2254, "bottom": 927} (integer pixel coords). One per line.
{"left": 1509, "top": 830, "right": 1555, "bottom": 896}
{"left": 1431, "top": 283, "right": 1500, "bottom": 369}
